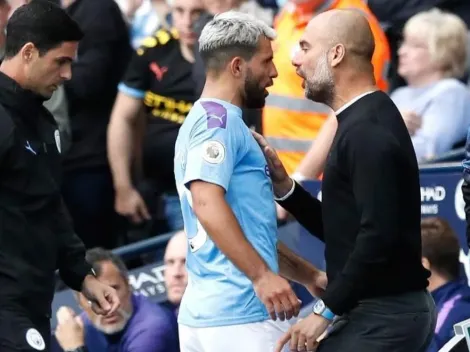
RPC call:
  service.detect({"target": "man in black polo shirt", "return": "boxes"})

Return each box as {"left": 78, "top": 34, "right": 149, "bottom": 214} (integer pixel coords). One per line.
{"left": 107, "top": 0, "right": 204, "bottom": 233}
{"left": 254, "top": 9, "right": 436, "bottom": 352}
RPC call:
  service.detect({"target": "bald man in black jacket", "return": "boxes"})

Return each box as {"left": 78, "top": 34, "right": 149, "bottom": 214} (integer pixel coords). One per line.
{"left": 256, "top": 9, "right": 436, "bottom": 352}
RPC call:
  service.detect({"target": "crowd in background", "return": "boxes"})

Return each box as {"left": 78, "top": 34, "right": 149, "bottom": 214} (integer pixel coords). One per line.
{"left": 1, "top": 0, "right": 470, "bottom": 351}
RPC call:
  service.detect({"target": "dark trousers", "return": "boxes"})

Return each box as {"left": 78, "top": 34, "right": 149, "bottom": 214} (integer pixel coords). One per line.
{"left": 317, "top": 290, "right": 437, "bottom": 352}
{"left": 62, "top": 166, "right": 126, "bottom": 249}
{"left": 0, "top": 309, "right": 50, "bottom": 351}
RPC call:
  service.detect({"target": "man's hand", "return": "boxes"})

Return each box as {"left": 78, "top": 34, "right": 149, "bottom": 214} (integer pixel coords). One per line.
{"left": 305, "top": 271, "right": 328, "bottom": 298}
{"left": 81, "top": 275, "right": 120, "bottom": 316}
{"left": 275, "top": 313, "right": 330, "bottom": 352}
{"left": 401, "top": 110, "right": 422, "bottom": 136}
{"left": 253, "top": 271, "right": 301, "bottom": 321}
{"left": 115, "top": 186, "right": 150, "bottom": 223}
{"left": 55, "top": 309, "right": 85, "bottom": 351}
{"left": 251, "top": 131, "right": 293, "bottom": 198}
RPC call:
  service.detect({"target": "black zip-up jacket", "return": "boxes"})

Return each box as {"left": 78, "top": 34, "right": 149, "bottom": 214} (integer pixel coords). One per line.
{"left": 0, "top": 72, "right": 91, "bottom": 318}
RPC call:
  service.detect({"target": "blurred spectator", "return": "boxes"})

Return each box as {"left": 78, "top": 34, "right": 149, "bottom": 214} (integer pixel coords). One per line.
{"left": 60, "top": 0, "right": 132, "bottom": 249}
{"left": 108, "top": 0, "right": 203, "bottom": 234}
{"left": 55, "top": 248, "right": 179, "bottom": 352}
{"left": 368, "top": 0, "right": 470, "bottom": 91}
{"left": 163, "top": 230, "right": 187, "bottom": 314}
{"left": 262, "top": 0, "right": 390, "bottom": 179}
{"left": 115, "top": 0, "right": 171, "bottom": 49}
{"left": 420, "top": 217, "right": 470, "bottom": 352}
{"left": 0, "top": 0, "right": 9, "bottom": 58}
{"left": 391, "top": 8, "right": 470, "bottom": 161}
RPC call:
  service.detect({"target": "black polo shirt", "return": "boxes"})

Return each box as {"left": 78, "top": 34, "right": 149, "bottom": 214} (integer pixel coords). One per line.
{"left": 119, "top": 28, "right": 196, "bottom": 193}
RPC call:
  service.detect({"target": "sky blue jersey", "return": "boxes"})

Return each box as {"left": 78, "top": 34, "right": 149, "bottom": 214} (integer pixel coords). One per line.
{"left": 174, "top": 98, "right": 279, "bottom": 327}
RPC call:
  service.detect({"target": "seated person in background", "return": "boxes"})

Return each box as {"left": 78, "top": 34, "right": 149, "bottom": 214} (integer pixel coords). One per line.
{"left": 420, "top": 217, "right": 470, "bottom": 352}
{"left": 392, "top": 8, "right": 470, "bottom": 161}
{"left": 163, "top": 230, "right": 188, "bottom": 315}
{"left": 55, "top": 248, "right": 179, "bottom": 352}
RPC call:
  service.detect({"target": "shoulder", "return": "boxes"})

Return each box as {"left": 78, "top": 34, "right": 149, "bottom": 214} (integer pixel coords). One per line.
{"left": 188, "top": 100, "right": 244, "bottom": 134}
{"left": 135, "top": 28, "right": 180, "bottom": 58}
{"left": 132, "top": 295, "right": 177, "bottom": 328}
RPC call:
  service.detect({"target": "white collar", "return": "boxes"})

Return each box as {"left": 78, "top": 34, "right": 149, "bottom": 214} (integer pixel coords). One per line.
{"left": 335, "top": 91, "right": 376, "bottom": 115}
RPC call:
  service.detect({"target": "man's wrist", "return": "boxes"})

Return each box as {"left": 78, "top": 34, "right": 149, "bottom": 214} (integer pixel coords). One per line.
{"left": 274, "top": 178, "right": 295, "bottom": 201}
{"left": 313, "top": 299, "right": 336, "bottom": 321}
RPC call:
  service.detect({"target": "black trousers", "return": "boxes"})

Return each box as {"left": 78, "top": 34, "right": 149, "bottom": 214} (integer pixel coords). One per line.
{"left": 0, "top": 309, "right": 50, "bottom": 351}
{"left": 317, "top": 290, "right": 437, "bottom": 352}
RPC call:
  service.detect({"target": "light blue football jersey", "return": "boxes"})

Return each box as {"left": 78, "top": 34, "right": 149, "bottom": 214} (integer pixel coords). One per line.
{"left": 174, "top": 98, "right": 279, "bottom": 328}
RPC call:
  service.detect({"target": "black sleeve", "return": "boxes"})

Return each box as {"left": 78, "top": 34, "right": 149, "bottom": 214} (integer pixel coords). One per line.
{"left": 54, "top": 197, "right": 92, "bottom": 291}
{"left": 64, "top": 4, "right": 129, "bottom": 102}
{"left": 276, "top": 182, "right": 324, "bottom": 241}
{"left": 321, "top": 124, "right": 402, "bottom": 315}
{"left": 118, "top": 46, "right": 151, "bottom": 97}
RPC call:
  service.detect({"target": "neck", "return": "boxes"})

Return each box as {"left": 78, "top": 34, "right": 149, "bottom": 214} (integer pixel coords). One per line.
{"left": 405, "top": 71, "right": 445, "bottom": 88}
{"left": 179, "top": 42, "right": 195, "bottom": 63}
{"left": 330, "top": 71, "right": 377, "bottom": 112}
{"left": 427, "top": 273, "right": 449, "bottom": 293}
{"left": 201, "top": 75, "right": 242, "bottom": 108}
{"left": 0, "top": 59, "right": 27, "bottom": 89}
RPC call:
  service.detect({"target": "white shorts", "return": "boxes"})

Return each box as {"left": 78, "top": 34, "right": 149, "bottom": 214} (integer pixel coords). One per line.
{"left": 179, "top": 319, "right": 293, "bottom": 352}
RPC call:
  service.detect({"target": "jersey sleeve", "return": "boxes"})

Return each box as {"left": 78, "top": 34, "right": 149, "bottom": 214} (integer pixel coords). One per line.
{"left": 118, "top": 29, "right": 179, "bottom": 99}
{"left": 183, "top": 103, "right": 247, "bottom": 191}
{"left": 118, "top": 47, "right": 150, "bottom": 99}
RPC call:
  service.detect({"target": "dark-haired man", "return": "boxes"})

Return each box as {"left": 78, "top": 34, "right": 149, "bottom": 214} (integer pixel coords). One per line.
{"left": 55, "top": 248, "right": 179, "bottom": 352}
{"left": 0, "top": 2, "right": 119, "bottom": 351}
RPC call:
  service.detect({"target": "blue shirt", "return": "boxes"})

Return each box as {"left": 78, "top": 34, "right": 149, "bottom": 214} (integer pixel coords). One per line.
{"left": 390, "top": 78, "right": 470, "bottom": 161}
{"left": 174, "top": 98, "right": 278, "bottom": 327}
{"left": 428, "top": 280, "right": 470, "bottom": 352}
{"left": 83, "top": 294, "right": 179, "bottom": 352}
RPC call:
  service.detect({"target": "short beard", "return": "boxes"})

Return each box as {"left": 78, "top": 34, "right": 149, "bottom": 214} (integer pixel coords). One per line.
{"left": 304, "top": 52, "right": 335, "bottom": 107}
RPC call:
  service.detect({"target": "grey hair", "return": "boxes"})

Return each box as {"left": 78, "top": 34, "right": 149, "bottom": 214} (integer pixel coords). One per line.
{"left": 199, "top": 10, "right": 277, "bottom": 73}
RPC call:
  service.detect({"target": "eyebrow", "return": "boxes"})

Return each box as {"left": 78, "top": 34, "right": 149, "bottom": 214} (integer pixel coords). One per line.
{"left": 56, "top": 56, "right": 74, "bottom": 63}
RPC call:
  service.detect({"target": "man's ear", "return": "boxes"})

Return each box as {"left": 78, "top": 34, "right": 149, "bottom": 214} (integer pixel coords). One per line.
{"left": 330, "top": 43, "right": 345, "bottom": 68}
{"left": 20, "top": 42, "right": 38, "bottom": 62}
{"left": 229, "top": 56, "right": 245, "bottom": 78}
{"left": 421, "top": 257, "right": 431, "bottom": 271}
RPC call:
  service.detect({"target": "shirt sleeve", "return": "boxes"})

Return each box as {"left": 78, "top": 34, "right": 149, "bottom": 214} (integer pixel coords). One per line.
{"left": 412, "top": 88, "right": 470, "bottom": 160}
{"left": 321, "top": 123, "right": 402, "bottom": 315}
{"left": 183, "top": 107, "right": 247, "bottom": 191}
{"left": 118, "top": 47, "right": 151, "bottom": 99}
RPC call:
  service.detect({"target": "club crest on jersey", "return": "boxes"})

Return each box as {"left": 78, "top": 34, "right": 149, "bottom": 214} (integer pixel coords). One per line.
{"left": 25, "top": 328, "right": 45, "bottom": 351}
{"left": 202, "top": 140, "right": 225, "bottom": 164}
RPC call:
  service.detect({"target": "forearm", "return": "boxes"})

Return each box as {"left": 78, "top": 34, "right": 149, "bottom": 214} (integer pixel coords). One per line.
{"left": 194, "top": 195, "right": 270, "bottom": 282}
{"left": 108, "top": 117, "right": 135, "bottom": 190}
{"left": 295, "top": 113, "right": 337, "bottom": 179}
{"left": 277, "top": 241, "right": 319, "bottom": 285}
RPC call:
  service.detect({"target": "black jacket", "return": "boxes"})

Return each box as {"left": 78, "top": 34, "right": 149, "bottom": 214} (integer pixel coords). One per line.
{"left": 63, "top": 0, "right": 131, "bottom": 172}
{"left": 0, "top": 72, "right": 91, "bottom": 317}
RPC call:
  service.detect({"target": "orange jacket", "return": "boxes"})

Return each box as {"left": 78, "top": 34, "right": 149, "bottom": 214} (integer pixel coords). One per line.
{"left": 263, "top": 0, "right": 390, "bottom": 175}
